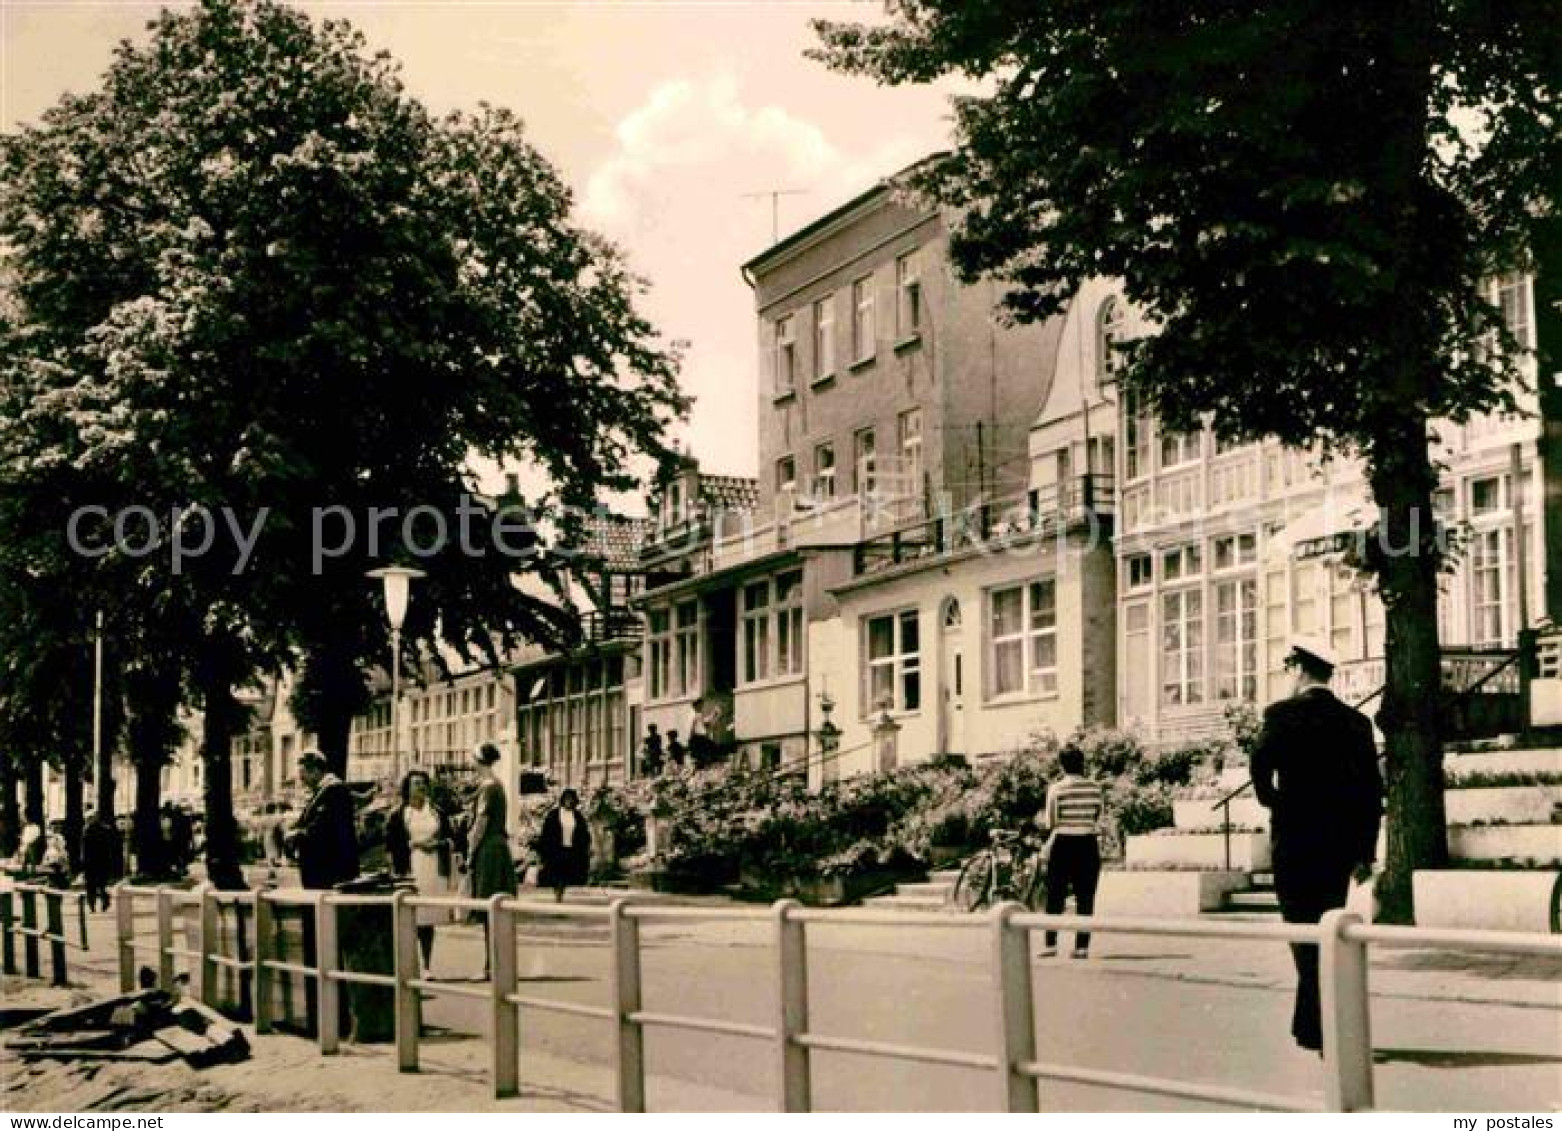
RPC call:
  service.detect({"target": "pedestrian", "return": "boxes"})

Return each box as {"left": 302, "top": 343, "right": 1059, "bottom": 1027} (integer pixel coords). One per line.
{"left": 1252, "top": 636, "right": 1383, "bottom": 1056}
{"left": 18, "top": 821, "right": 43, "bottom": 874}
{"left": 385, "top": 769, "right": 455, "bottom": 972}
{"left": 640, "top": 724, "right": 664, "bottom": 777}
{"left": 536, "top": 788, "right": 592, "bottom": 903}
{"left": 665, "top": 729, "right": 687, "bottom": 769}
{"left": 1036, "top": 742, "right": 1105, "bottom": 958}
{"left": 686, "top": 697, "right": 713, "bottom": 768}
{"left": 164, "top": 804, "right": 194, "bottom": 877}
{"left": 463, "top": 743, "right": 517, "bottom": 979}
{"left": 285, "top": 751, "right": 360, "bottom": 891}
{"left": 40, "top": 824, "right": 70, "bottom": 889}
{"left": 82, "top": 813, "right": 121, "bottom": 912}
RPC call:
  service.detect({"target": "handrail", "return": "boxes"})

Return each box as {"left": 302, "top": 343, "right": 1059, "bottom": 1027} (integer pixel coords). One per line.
{"left": 102, "top": 884, "right": 1562, "bottom": 1113}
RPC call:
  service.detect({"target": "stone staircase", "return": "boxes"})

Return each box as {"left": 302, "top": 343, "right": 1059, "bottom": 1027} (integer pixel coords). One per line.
{"left": 864, "top": 870, "right": 961, "bottom": 912}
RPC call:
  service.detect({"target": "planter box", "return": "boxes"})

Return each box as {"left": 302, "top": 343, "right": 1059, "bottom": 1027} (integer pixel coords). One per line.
{"left": 1125, "top": 830, "right": 1271, "bottom": 871}
{"left": 1098, "top": 870, "right": 1248, "bottom": 917}
{"left": 1413, "top": 869, "right": 1561, "bottom": 933}
{"left": 1446, "top": 748, "right": 1562, "bottom": 779}
{"left": 1448, "top": 824, "right": 1562, "bottom": 863}
{"left": 1172, "top": 798, "right": 1267, "bottom": 832}
{"left": 1445, "top": 786, "right": 1562, "bottom": 827}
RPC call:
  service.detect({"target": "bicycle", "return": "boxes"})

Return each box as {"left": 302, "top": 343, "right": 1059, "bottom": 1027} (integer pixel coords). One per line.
{"left": 949, "top": 827, "right": 1047, "bottom": 912}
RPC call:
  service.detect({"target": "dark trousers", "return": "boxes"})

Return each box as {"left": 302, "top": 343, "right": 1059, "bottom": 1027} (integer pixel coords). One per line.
{"left": 1274, "top": 853, "right": 1353, "bottom": 1051}
{"left": 84, "top": 876, "right": 111, "bottom": 912}
{"left": 1043, "top": 834, "right": 1101, "bottom": 951}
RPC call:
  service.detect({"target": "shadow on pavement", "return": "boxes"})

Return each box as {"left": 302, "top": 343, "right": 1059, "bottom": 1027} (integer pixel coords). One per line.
{"left": 1373, "top": 1047, "right": 1562, "bottom": 1068}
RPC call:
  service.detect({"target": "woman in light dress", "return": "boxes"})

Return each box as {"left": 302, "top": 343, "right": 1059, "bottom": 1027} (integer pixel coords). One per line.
{"left": 386, "top": 769, "right": 454, "bottom": 971}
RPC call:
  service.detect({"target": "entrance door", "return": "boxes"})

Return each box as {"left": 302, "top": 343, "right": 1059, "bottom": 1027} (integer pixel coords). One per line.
{"left": 938, "top": 598, "right": 967, "bottom": 756}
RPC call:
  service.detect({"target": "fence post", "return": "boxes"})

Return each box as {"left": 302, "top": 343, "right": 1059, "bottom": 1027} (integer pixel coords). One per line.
{"left": 45, "top": 891, "right": 67, "bottom": 986}
{"left": 392, "top": 889, "right": 419, "bottom": 1073}
{"left": 1320, "top": 909, "right": 1374, "bottom": 1112}
{"left": 253, "top": 891, "right": 274, "bottom": 1034}
{"left": 773, "top": 898, "right": 811, "bottom": 1113}
{"left": 488, "top": 894, "right": 519, "bottom": 1099}
{"left": 115, "top": 885, "right": 134, "bottom": 992}
{"left": 21, "top": 888, "right": 39, "bottom": 979}
{"left": 198, "top": 886, "right": 219, "bottom": 1007}
{"left": 2, "top": 890, "right": 16, "bottom": 976}
{"left": 990, "top": 902, "right": 1039, "bottom": 1112}
{"left": 316, "top": 894, "right": 340, "bottom": 1055}
{"left": 609, "top": 899, "right": 645, "bottom": 1113}
{"left": 155, "top": 887, "right": 175, "bottom": 989}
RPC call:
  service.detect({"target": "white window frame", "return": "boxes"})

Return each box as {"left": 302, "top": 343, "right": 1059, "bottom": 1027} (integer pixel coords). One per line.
{"left": 647, "top": 607, "right": 672, "bottom": 701}
{"left": 852, "top": 275, "right": 876, "bottom": 363}
{"left": 854, "top": 427, "right": 877, "bottom": 495}
{"left": 741, "top": 580, "right": 772, "bottom": 685}
{"left": 776, "top": 454, "right": 797, "bottom": 497}
{"left": 1213, "top": 576, "right": 1258, "bottom": 702}
{"left": 1096, "top": 296, "right": 1124, "bottom": 387}
{"left": 1494, "top": 273, "right": 1533, "bottom": 352}
{"left": 1124, "top": 553, "right": 1153, "bottom": 591}
{"left": 987, "top": 578, "right": 1058, "bottom": 699}
{"left": 898, "top": 408, "right": 923, "bottom": 494}
{"left": 775, "top": 314, "right": 797, "bottom": 396}
{"left": 813, "top": 294, "right": 835, "bottom": 380}
{"left": 1124, "top": 389, "right": 1152, "bottom": 481}
{"left": 864, "top": 607, "right": 920, "bottom": 714}
{"left": 813, "top": 442, "right": 836, "bottom": 500}
{"left": 896, "top": 252, "right": 922, "bottom": 338}
{"left": 674, "top": 599, "right": 700, "bottom": 699}
{"left": 1161, "top": 586, "right": 1204, "bottom": 707}
{"left": 1160, "top": 428, "right": 1201, "bottom": 470}
{"left": 1212, "top": 533, "right": 1258, "bottom": 572}
{"left": 1470, "top": 525, "right": 1516, "bottom": 648}
{"left": 775, "top": 571, "right": 804, "bottom": 678}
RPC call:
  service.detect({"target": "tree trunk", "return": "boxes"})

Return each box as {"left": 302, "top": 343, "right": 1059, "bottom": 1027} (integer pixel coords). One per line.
{"left": 63, "top": 752, "right": 85, "bottom": 873}
{"left": 125, "top": 663, "right": 181, "bottom": 879}
{"left": 198, "top": 646, "right": 247, "bottom": 890}
{"left": 23, "top": 756, "right": 44, "bottom": 825}
{"left": 1534, "top": 218, "right": 1562, "bottom": 624}
{"left": 315, "top": 697, "right": 356, "bottom": 782}
{"left": 1368, "top": 414, "right": 1448, "bottom": 924}
{"left": 295, "top": 643, "right": 367, "bottom": 782}
{"left": 0, "top": 753, "right": 18, "bottom": 856}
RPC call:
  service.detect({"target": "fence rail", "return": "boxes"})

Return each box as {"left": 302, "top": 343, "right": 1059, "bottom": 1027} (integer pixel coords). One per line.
{"left": 0, "top": 882, "right": 88, "bottom": 986}
{"left": 97, "top": 882, "right": 1562, "bottom": 1113}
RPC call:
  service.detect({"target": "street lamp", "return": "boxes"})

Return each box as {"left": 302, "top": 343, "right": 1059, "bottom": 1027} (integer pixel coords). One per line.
{"left": 368, "top": 566, "right": 424, "bottom": 783}
{"left": 872, "top": 701, "right": 901, "bottom": 775}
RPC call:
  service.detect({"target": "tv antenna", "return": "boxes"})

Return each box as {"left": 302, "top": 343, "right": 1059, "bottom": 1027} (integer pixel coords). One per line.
{"left": 742, "top": 188, "right": 809, "bottom": 245}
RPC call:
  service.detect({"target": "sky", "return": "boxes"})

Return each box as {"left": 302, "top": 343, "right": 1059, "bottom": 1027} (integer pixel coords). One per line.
{"left": 1, "top": 0, "right": 961, "bottom": 493}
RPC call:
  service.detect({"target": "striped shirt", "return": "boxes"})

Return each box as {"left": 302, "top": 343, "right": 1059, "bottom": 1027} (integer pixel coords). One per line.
{"left": 1045, "top": 774, "right": 1105, "bottom": 836}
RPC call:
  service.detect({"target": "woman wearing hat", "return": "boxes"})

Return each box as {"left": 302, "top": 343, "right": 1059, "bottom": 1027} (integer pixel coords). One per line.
{"left": 536, "top": 788, "right": 592, "bottom": 902}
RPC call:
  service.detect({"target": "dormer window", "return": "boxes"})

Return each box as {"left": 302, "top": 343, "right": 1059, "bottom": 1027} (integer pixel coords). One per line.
{"left": 1096, "top": 296, "right": 1125, "bottom": 386}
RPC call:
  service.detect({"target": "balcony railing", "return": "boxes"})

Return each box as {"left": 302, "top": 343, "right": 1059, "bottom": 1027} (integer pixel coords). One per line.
{"left": 580, "top": 607, "right": 642, "bottom": 643}
{"left": 852, "top": 474, "right": 1116, "bottom": 577}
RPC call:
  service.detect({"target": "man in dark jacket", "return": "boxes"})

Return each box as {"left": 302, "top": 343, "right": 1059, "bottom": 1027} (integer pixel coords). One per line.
{"left": 286, "top": 751, "right": 360, "bottom": 890}
{"left": 1252, "top": 636, "right": 1384, "bottom": 1054}
{"left": 82, "top": 813, "right": 122, "bottom": 911}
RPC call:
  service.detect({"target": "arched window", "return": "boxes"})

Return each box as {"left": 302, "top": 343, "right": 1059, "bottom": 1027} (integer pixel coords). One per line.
{"left": 1096, "top": 297, "right": 1125, "bottom": 387}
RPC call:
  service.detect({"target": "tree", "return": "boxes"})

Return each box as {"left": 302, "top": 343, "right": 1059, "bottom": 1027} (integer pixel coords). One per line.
{"left": 2, "top": 0, "right": 686, "bottom": 885}
{"left": 814, "top": 1, "right": 1560, "bottom": 919}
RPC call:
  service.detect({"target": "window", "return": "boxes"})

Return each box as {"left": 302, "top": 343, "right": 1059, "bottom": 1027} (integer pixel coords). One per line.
{"left": 1213, "top": 578, "right": 1258, "bottom": 701}
{"left": 1124, "top": 390, "right": 1152, "bottom": 480}
{"left": 674, "top": 600, "right": 700, "bottom": 698}
{"left": 776, "top": 454, "right": 797, "bottom": 496}
{"left": 1161, "top": 588, "right": 1204, "bottom": 706}
{"left": 813, "top": 442, "right": 836, "bottom": 500}
{"left": 742, "top": 581, "right": 771, "bottom": 684}
{"left": 1495, "top": 273, "right": 1533, "bottom": 351}
{"left": 1161, "top": 544, "right": 1202, "bottom": 582}
{"left": 854, "top": 428, "right": 877, "bottom": 495}
{"left": 896, "top": 252, "right": 922, "bottom": 337}
{"left": 1471, "top": 526, "right": 1516, "bottom": 648}
{"left": 775, "top": 571, "right": 804, "bottom": 677}
{"left": 865, "top": 608, "right": 920, "bottom": 712}
{"left": 648, "top": 608, "right": 672, "bottom": 700}
{"left": 1124, "top": 553, "right": 1153, "bottom": 591}
{"left": 813, "top": 295, "right": 835, "bottom": 380}
{"left": 852, "top": 276, "right": 876, "bottom": 362}
{"left": 898, "top": 408, "right": 923, "bottom": 495}
{"left": 1160, "top": 429, "right": 1200, "bottom": 469}
{"left": 1470, "top": 474, "right": 1505, "bottom": 517}
{"left": 1096, "top": 297, "right": 1125, "bottom": 386}
{"left": 988, "top": 579, "right": 1058, "bottom": 697}
{"left": 774, "top": 315, "right": 797, "bottom": 395}
{"left": 1212, "top": 533, "right": 1257, "bottom": 571}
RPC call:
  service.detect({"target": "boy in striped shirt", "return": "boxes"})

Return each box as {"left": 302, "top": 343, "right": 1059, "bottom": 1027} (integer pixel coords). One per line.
{"left": 1037, "top": 742, "right": 1105, "bottom": 958}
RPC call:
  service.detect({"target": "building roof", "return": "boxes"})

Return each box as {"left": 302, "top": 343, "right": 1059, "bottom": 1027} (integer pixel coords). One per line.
{"left": 741, "top": 152, "right": 947, "bottom": 276}
{"left": 698, "top": 473, "right": 759, "bottom": 514}
{"left": 577, "top": 513, "right": 649, "bottom": 571}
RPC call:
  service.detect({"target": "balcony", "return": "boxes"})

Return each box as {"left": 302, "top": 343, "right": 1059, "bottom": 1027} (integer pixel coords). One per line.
{"left": 1336, "top": 646, "right": 1525, "bottom": 740}
{"left": 852, "top": 473, "right": 1115, "bottom": 577}
{"left": 709, "top": 493, "right": 868, "bottom": 571}
{"left": 580, "top": 607, "right": 642, "bottom": 643}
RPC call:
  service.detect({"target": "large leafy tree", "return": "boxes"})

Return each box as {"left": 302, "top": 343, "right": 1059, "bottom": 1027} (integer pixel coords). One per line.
{"left": 2, "top": 0, "right": 684, "bottom": 884}
{"left": 814, "top": 1, "right": 1559, "bottom": 919}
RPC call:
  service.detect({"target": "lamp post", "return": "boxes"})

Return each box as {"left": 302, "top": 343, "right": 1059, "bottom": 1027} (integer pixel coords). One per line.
{"left": 368, "top": 566, "right": 424, "bottom": 783}
{"left": 872, "top": 702, "right": 901, "bottom": 775}
{"left": 815, "top": 691, "right": 841, "bottom": 784}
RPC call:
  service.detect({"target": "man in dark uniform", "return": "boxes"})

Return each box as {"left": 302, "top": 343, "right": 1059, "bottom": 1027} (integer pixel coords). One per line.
{"left": 1252, "top": 636, "right": 1383, "bottom": 1054}
{"left": 285, "top": 751, "right": 360, "bottom": 890}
